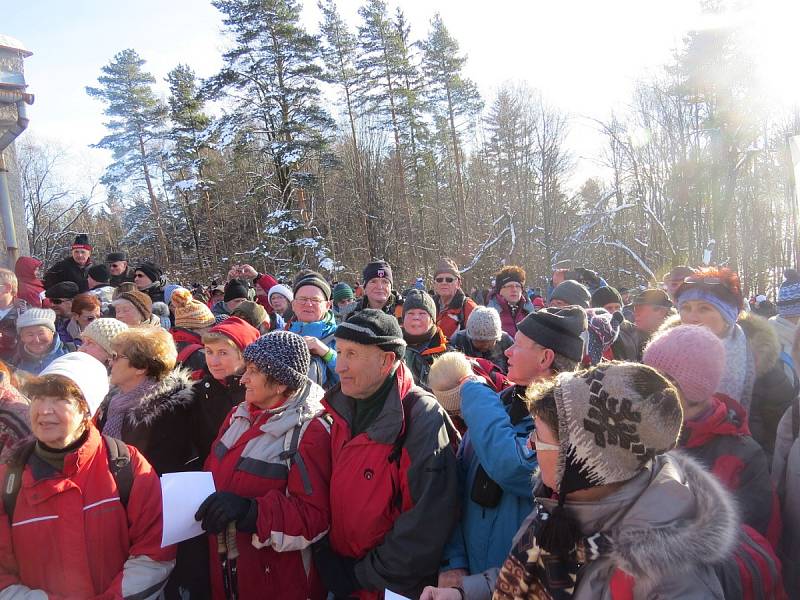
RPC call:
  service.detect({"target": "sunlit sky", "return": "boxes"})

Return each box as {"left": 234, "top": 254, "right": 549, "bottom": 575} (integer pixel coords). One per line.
{"left": 5, "top": 0, "right": 800, "bottom": 195}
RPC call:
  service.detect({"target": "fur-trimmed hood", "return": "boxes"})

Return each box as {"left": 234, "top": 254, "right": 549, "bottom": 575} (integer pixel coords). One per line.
{"left": 124, "top": 368, "right": 196, "bottom": 429}
{"left": 653, "top": 311, "right": 781, "bottom": 377}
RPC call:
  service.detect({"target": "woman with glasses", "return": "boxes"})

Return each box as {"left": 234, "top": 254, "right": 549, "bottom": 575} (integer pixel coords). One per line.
{"left": 667, "top": 267, "right": 795, "bottom": 459}
{"left": 64, "top": 293, "right": 101, "bottom": 348}
{"left": 487, "top": 266, "right": 535, "bottom": 338}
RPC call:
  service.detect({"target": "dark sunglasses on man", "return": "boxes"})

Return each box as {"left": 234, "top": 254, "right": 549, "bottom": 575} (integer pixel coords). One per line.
{"left": 435, "top": 276, "right": 456, "bottom": 283}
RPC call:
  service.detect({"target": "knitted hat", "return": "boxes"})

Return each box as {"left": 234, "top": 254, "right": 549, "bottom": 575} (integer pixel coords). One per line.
{"left": 631, "top": 288, "right": 672, "bottom": 308}
{"left": 643, "top": 324, "right": 725, "bottom": 408}
{"left": 16, "top": 308, "right": 56, "bottom": 332}
{"left": 172, "top": 288, "right": 215, "bottom": 329}
{"left": 332, "top": 282, "right": 355, "bottom": 304}
{"left": 466, "top": 306, "right": 502, "bottom": 341}
{"left": 591, "top": 286, "right": 622, "bottom": 309}
{"left": 550, "top": 362, "right": 683, "bottom": 492}
{"left": 435, "top": 258, "right": 460, "bottom": 279}
{"left": 293, "top": 272, "right": 331, "bottom": 301}
{"left": 231, "top": 300, "right": 269, "bottom": 330}
{"left": 584, "top": 308, "right": 622, "bottom": 366}
{"left": 224, "top": 279, "right": 250, "bottom": 302}
{"left": 40, "top": 353, "right": 109, "bottom": 416}
{"left": 210, "top": 316, "right": 260, "bottom": 351}
{"left": 778, "top": 269, "right": 800, "bottom": 318}
{"left": 45, "top": 281, "right": 79, "bottom": 300}
{"left": 517, "top": 306, "right": 587, "bottom": 362}
{"left": 403, "top": 289, "right": 436, "bottom": 320}
{"left": 363, "top": 261, "right": 393, "bottom": 285}
{"left": 87, "top": 264, "right": 110, "bottom": 283}
{"left": 495, "top": 265, "right": 525, "bottom": 291}
{"left": 71, "top": 233, "right": 91, "bottom": 251}
{"left": 243, "top": 330, "right": 310, "bottom": 390}
{"left": 268, "top": 284, "right": 294, "bottom": 305}
{"left": 335, "top": 308, "right": 406, "bottom": 359}
{"left": 105, "top": 251, "right": 127, "bottom": 263}
{"left": 551, "top": 280, "right": 591, "bottom": 309}
{"left": 428, "top": 352, "right": 473, "bottom": 414}
{"left": 81, "top": 318, "right": 128, "bottom": 355}
{"left": 135, "top": 261, "right": 162, "bottom": 283}
{"left": 114, "top": 290, "right": 152, "bottom": 320}
{"left": 163, "top": 284, "right": 186, "bottom": 306}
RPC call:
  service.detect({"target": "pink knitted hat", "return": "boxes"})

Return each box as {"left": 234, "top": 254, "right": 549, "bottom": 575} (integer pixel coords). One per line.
{"left": 643, "top": 324, "right": 725, "bottom": 407}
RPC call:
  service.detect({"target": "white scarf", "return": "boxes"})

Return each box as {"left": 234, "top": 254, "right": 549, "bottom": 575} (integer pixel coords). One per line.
{"left": 718, "top": 324, "right": 755, "bottom": 411}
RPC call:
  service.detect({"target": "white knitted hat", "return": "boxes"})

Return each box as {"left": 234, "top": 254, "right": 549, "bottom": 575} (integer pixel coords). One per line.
{"left": 268, "top": 284, "right": 294, "bottom": 306}
{"left": 82, "top": 318, "right": 128, "bottom": 355}
{"left": 40, "top": 353, "right": 110, "bottom": 416}
{"left": 466, "top": 306, "right": 502, "bottom": 341}
{"left": 16, "top": 308, "right": 56, "bottom": 332}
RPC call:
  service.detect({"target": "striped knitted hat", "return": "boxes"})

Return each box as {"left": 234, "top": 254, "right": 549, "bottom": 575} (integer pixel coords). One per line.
{"left": 778, "top": 269, "right": 800, "bottom": 318}
{"left": 171, "top": 288, "right": 215, "bottom": 330}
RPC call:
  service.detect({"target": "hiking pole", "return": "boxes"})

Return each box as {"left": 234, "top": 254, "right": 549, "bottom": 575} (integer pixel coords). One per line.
{"left": 226, "top": 522, "right": 240, "bottom": 600}
{"left": 217, "top": 532, "right": 232, "bottom": 600}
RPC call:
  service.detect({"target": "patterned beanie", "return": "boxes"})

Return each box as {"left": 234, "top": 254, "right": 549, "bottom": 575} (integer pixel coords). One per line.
{"left": 363, "top": 261, "right": 393, "bottom": 285}
{"left": 778, "top": 269, "right": 800, "bottom": 318}
{"left": 17, "top": 308, "right": 56, "bottom": 332}
{"left": 466, "top": 306, "right": 502, "bottom": 341}
{"left": 81, "top": 318, "right": 128, "bottom": 355}
{"left": 171, "top": 288, "right": 215, "bottom": 330}
{"left": 551, "top": 362, "right": 683, "bottom": 493}
{"left": 403, "top": 289, "right": 436, "bottom": 320}
{"left": 643, "top": 324, "right": 724, "bottom": 408}
{"left": 293, "top": 272, "right": 331, "bottom": 301}
{"left": 243, "top": 330, "right": 310, "bottom": 389}
{"left": 335, "top": 308, "right": 406, "bottom": 359}
{"left": 584, "top": 308, "right": 622, "bottom": 366}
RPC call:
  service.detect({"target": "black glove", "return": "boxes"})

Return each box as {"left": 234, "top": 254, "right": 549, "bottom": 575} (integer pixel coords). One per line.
{"left": 195, "top": 492, "right": 255, "bottom": 534}
{"left": 312, "top": 536, "right": 360, "bottom": 597}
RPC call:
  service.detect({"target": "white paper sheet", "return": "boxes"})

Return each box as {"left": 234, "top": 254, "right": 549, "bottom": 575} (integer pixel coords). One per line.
{"left": 160, "top": 471, "right": 216, "bottom": 547}
{"left": 385, "top": 591, "right": 412, "bottom": 600}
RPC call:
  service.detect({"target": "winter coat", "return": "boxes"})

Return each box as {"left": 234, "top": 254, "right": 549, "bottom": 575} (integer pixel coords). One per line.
{"left": 680, "top": 394, "right": 781, "bottom": 547}
{"left": 205, "top": 380, "right": 331, "bottom": 600}
{"left": 489, "top": 452, "right": 736, "bottom": 600}
{"left": 211, "top": 300, "right": 231, "bottom": 317}
{"left": 324, "top": 362, "right": 460, "bottom": 600}
{"left": 43, "top": 256, "right": 90, "bottom": 292}
{"left": 109, "top": 268, "right": 135, "bottom": 287}
{"left": 435, "top": 289, "right": 478, "bottom": 339}
{"left": 609, "top": 319, "right": 644, "bottom": 362}
{"left": 658, "top": 313, "right": 796, "bottom": 459}
{"left": 487, "top": 294, "right": 534, "bottom": 338}
{"left": 190, "top": 371, "right": 246, "bottom": 466}
{"left": 171, "top": 328, "right": 207, "bottom": 373}
{"left": 403, "top": 327, "right": 448, "bottom": 388}
{"left": 443, "top": 383, "right": 536, "bottom": 582}
{"left": 772, "top": 395, "right": 800, "bottom": 598}
{"left": 12, "top": 335, "right": 67, "bottom": 376}
{"left": 96, "top": 369, "right": 198, "bottom": 475}
{"left": 140, "top": 279, "right": 166, "bottom": 305}
{"left": 288, "top": 312, "right": 338, "bottom": 389}
{"left": 449, "top": 330, "right": 514, "bottom": 373}
{"left": 0, "top": 386, "right": 29, "bottom": 465}
{"left": 0, "top": 424, "right": 176, "bottom": 598}
{"left": 14, "top": 257, "right": 43, "bottom": 308}
{"left": 89, "top": 284, "right": 115, "bottom": 311}
{"left": 352, "top": 291, "right": 404, "bottom": 322}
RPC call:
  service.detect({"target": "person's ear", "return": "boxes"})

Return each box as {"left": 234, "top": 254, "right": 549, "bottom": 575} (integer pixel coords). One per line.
{"left": 541, "top": 348, "right": 555, "bottom": 370}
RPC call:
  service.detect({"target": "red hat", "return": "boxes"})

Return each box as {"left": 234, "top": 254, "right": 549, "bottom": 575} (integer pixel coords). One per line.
{"left": 209, "top": 316, "right": 260, "bottom": 351}
{"left": 71, "top": 233, "right": 92, "bottom": 251}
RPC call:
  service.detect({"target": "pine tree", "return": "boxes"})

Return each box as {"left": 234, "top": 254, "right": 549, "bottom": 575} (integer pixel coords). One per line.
{"left": 86, "top": 49, "right": 169, "bottom": 261}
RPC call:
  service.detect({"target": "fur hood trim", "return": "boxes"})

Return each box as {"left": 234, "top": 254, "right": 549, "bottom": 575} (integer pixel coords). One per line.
{"left": 609, "top": 451, "right": 738, "bottom": 581}
{"left": 652, "top": 312, "right": 779, "bottom": 377}
{"left": 125, "top": 368, "right": 195, "bottom": 429}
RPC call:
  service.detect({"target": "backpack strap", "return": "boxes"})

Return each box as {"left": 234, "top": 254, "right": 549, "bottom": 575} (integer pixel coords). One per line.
{"left": 102, "top": 435, "right": 133, "bottom": 508}
{"left": 177, "top": 343, "right": 204, "bottom": 365}
{"left": 279, "top": 415, "right": 331, "bottom": 496}
{"left": 3, "top": 440, "right": 37, "bottom": 525}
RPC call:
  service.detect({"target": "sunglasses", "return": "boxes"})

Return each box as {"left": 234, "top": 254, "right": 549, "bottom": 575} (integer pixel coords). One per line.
{"left": 435, "top": 277, "right": 456, "bottom": 283}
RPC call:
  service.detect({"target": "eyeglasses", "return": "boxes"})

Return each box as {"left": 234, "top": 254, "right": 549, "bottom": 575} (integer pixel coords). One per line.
{"left": 527, "top": 429, "right": 560, "bottom": 452}
{"left": 294, "top": 296, "right": 324, "bottom": 305}
{"left": 435, "top": 277, "right": 456, "bottom": 284}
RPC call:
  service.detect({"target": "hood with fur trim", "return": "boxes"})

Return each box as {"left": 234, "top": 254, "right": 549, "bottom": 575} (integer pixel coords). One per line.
{"left": 124, "top": 368, "right": 196, "bottom": 429}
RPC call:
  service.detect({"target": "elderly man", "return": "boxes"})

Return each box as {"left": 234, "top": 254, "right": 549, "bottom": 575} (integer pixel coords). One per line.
{"left": 43, "top": 234, "right": 92, "bottom": 292}
{"left": 632, "top": 288, "right": 673, "bottom": 339}
{"left": 314, "top": 309, "right": 458, "bottom": 599}
{"left": 432, "top": 258, "right": 477, "bottom": 339}
{"left": 106, "top": 251, "right": 135, "bottom": 287}
{"left": 352, "top": 261, "right": 403, "bottom": 319}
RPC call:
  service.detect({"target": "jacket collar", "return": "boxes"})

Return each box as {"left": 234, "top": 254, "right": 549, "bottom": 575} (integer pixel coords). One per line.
{"left": 124, "top": 368, "right": 195, "bottom": 429}
{"left": 681, "top": 394, "right": 749, "bottom": 448}
{"left": 436, "top": 288, "right": 466, "bottom": 312}
{"left": 229, "top": 379, "right": 325, "bottom": 438}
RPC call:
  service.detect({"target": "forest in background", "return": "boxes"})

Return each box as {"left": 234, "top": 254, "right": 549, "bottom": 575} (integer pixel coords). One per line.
{"left": 18, "top": 0, "right": 800, "bottom": 295}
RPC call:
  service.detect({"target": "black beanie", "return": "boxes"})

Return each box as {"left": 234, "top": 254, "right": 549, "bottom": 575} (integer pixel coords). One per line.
{"left": 106, "top": 251, "right": 127, "bottom": 263}
{"left": 363, "top": 261, "right": 393, "bottom": 285}
{"left": 135, "top": 261, "right": 162, "bottom": 283}
{"left": 45, "top": 281, "right": 80, "bottom": 300}
{"left": 591, "top": 286, "right": 622, "bottom": 309}
{"left": 88, "top": 264, "right": 110, "bottom": 283}
{"left": 224, "top": 278, "right": 250, "bottom": 302}
{"left": 336, "top": 309, "right": 406, "bottom": 359}
{"left": 517, "top": 306, "right": 587, "bottom": 362}
{"left": 403, "top": 289, "right": 436, "bottom": 320}
{"left": 293, "top": 272, "right": 331, "bottom": 301}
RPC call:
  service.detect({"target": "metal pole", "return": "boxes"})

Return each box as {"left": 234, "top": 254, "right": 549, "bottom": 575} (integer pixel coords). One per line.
{"left": 0, "top": 99, "right": 29, "bottom": 268}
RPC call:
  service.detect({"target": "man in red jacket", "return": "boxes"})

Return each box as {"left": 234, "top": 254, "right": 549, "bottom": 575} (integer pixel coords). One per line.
{"left": 433, "top": 258, "right": 477, "bottom": 339}
{"left": 314, "top": 309, "right": 459, "bottom": 600}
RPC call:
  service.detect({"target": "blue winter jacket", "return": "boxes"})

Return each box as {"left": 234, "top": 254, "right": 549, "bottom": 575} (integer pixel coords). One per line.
{"left": 288, "top": 311, "right": 338, "bottom": 389}
{"left": 442, "top": 381, "right": 537, "bottom": 575}
{"left": 13, "top": 334, "right": 68, "bottom": 376}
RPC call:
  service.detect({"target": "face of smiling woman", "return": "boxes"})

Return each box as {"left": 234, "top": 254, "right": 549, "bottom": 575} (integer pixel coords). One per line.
{"left": 30, "top": 393, "right": 86, "bottom": 449}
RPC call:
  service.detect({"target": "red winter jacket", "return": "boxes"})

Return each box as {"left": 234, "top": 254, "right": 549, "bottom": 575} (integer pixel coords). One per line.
{"left": 681, "top": 394, "right": 782, "bottom": 548}
{"left": 324, "top": 362, "right": 459, "bottom": 600}
{"left": 14, "top": 257, "right": 43, "bottom": 308}
{"left": 255, "top": 273, "right": 278, "bottom": 314}
{"left": 434, "top": 289, "right": 477, "bottom": 339}
{"left": 0, "top": 425, "right": 176, "bottom": 598}
{"left": 204, "top": 381, "right": 331, "bottom": 600}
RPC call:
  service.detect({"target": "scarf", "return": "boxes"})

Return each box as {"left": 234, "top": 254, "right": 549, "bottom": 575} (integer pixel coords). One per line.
{"left": 103, "top": 378, "right": 159, "bottom": 438}
{"left": 718, "top": 324, "right": 754, "bottom": 410}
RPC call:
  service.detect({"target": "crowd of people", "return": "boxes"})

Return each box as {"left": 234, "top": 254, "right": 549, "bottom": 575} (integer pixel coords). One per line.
{"left": 0, "top": 233, "right": 796, "bottom": 599}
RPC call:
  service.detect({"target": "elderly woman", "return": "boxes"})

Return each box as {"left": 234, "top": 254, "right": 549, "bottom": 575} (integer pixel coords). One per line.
{"left": 112, "top": 289, "right": 161, "bottom": 328}
{"left": 78, "top": 317, "right": 128, "bottom": 366}
{"left": 64, "top": 292, "right": 102, "bottom": 347}
{"left": 197, "top": 331, "right": 331, "bottom": 600}
{"left": 0, "top": 352, "right": 175, "bottom": 598}
{"left": 12, "top": 308, "right": 67, "bottom": 375}
{"left": 401, "top": 290, "right": 448, "bottom": 388}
